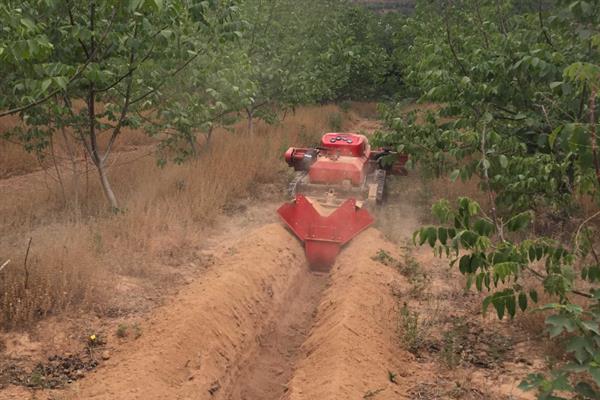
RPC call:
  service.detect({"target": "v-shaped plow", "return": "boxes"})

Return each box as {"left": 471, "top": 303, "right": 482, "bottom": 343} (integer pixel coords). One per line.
{"left": 277, "top": 195, "right": 374, "bottom": 271}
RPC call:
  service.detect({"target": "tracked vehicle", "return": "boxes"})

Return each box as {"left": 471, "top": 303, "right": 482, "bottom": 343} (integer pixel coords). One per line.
{"left": 277, "top": 132, "right": 406, "bottom": 271}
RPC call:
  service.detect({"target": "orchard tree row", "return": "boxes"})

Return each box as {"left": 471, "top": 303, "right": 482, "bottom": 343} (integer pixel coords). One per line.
{"left": 0, "top": 0, "right": 403, "bottom": 209}
{"left": 373, "top": 1, "right": 600, "bottom": 398}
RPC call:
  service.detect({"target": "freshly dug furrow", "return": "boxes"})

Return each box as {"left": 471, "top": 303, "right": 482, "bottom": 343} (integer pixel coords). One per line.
{"left": 64, "top": 225, "right": 412, "bottom": 400}
{"left": 283, "top": 228, "right": 413, "bottom": 400}
{"left": 69, "top": 224, "right": 307, "bottom": 400}
{"left": 225, "top": 270, "right": 327, "bottom": 400}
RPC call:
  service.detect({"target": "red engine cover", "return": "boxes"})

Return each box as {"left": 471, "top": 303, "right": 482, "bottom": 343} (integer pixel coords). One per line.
{"left": 308, "top": 133, "right": 369, "bottom": 186}
{"left": 321, "top": 133, "right": 368, "bottom": 157}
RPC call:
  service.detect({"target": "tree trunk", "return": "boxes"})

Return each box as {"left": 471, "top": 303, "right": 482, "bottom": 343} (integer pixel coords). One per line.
{"left": 246, "top": 107, "right": 254, "bottom": 135}
{"left": 86, "top": 2, "right": 118, "bottom": 210}
{"left": 96, "top": 161, "right": 119, "bottom": 210}
{"left": 205, "top": 125, "right": 214, "bottom": 150}
{"left": 186, "top": 132, "right": 198, "bottom": 158}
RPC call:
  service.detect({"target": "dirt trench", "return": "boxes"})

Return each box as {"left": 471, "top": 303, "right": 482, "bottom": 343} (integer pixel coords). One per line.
{"left": 51, "top": 223, "right": 411, "bottom": 400}
{"left": 226, "top": 270, "right": 328, "bottom": 400}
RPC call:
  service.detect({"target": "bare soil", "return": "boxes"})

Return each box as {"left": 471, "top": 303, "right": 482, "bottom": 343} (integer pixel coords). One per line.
{"left": 1, "top": 114, "right": 548, "bottom": 400}
{"left": 227, "top": 270, "right": 327, "bottom": 400}
{"left": 284, "top": 228, "right": 411, "bottom": 400}
{"left": 0, "top": 222, "right": 406, "bottom": 400}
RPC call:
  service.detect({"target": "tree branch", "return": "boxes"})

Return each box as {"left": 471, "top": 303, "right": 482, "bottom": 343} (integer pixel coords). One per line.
{"left": 65, "top": 0, "right": 90, "bottom": 58}
{"left": 0, "top": 8, "right": 116, "bottom": 118}
{"left": 130, "top": 52, "right": 201, "bottom": 105}
{"left": 23, "top": 237, "right": 32, "bottom": 290}
{"left": 87, "top": 1, "right": 100, "bottom": 166}
{"left": 102, "top": 22, "right": 138, "bottom": 164}
{"left": 444, "top": 3, "right": 469, "bottom": 78}
{"left": 538, "top": 0, "right": 554, "bottom": 49}
{"left": 480, "top": 122, "right": 504, "bottom": 242}
{"left": 95, "top": 24, "right": 168, "bottom": 93}
{"left": 473, "top": 0, "right": 490, "bottom": 49}
{"left": 525, "top": 266, "right": 593, "bottom": 299}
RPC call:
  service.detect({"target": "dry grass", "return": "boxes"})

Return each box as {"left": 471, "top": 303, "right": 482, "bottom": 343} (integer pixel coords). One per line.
{"left": 427, "top": 176, "right": 489, "bottom": 206}
{"left": 0, "top": 104, "right": 157, "bottom": 181}
{"left": 346, "top": 101, "right": 380, "bottom": 119}
{"left": 0, "top": 104, "right": 355, "bottom": 328}
{"left": 0, "top": 116, "right": 42, "bottom": 178}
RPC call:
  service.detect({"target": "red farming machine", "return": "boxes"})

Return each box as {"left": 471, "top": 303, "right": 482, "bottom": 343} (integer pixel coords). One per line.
{"left": 277, "top": 132, "right": 407, "bottom": 271}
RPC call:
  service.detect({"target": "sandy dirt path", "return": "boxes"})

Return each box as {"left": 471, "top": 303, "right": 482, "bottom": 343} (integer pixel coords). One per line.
{"left": 68, "top": 224, "right": 310, "bottom": 400}
{"left": 58, "top": 223, "right": 411, "bottom": 400}
{"left": 2, "top": 116, "right": 418, "bottom": 399}
{"left": 284, "top": 228, "right": 413, "bottom": 400}
{"left": 1, "top": 114, "right": 547, "bottom": 400}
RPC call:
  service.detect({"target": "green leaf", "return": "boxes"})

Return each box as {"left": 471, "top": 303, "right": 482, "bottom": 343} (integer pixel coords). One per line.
{"left": 574, "top": 382, "right": 598, "bottom": 399}
{"left": 492, "top": 297, "right": 505, "bottom": 319}
{"left": 53, "top": 76, "right": 68, "bottom": 90}
{"left": 469, "top": 253, "right": 483, "bottom": 273}
{"left": 482, "top": 112, "right": 493, "bottom": 124}
{"left": 426, "top": 226, "right": 437, "bottom": 247}
{"left": 506, "top": 294, "right": 516, "bottom": 318}
{"left": 160, "top": 29, "right": 173, "bottom": 39}
{"left": 40, "top": 78, "right": 52, "bottom": 93}
{"left": 467, "top": 201, "right": 480, "bottom": 217}
{"left": 589, "top": 367, "right": 600, "bottom": 387}
{"left": 449, "top": 169, "right": 460, "bottom": 181}
{"left": 580, "top": 321, "right": 600, "bottom": 335}
{"left": 475, "top": 273, "right": 484, "bottom": 291}
{"left": 438, "top": 227, "right": 448, "bottom": 245}
{"left": 482, "top": 296, "right": 492, "bottom": 314}
{"left": 128, "top": 0, "right": 144, "bottom": 11}
{"left": 417, "top": 228, "right": 428, "bottom": 246}
{"left": 565, "top": 336, "right": 593, "bottom": 364}
{"left": 499, "top": 154, "right": 508, "bottom": 168}
{"left": 549, "top": 81, "right": 563, "bottom": 89}
{"left": 459, "top": 255, "right": 470, "bottom": 274}
{"left": 493, "top": 262, "right": 519, "bottom": 281}
{"left": 150, "top": 0, "right": 163, "bottom": 10}
{"left": 459, "top": 231, "right": 478, "bottom": 247}
{"left": 506, "top": 211, "right": 532, "bottom": 232}
{"left": 20, "top": 18, "right": 36, "bottom": 31}
{"left": 546, "top": 314, "right": 576, "bottom": 338}
{"left": 473, "top": 219, "right": 494, "bottom": 236}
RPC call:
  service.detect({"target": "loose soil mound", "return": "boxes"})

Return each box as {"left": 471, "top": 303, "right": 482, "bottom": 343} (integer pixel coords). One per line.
{"left": 9, "top": 223, "right": 414, "bottom": 400}
{"left": 283, "top": 228, "right": 412, "bottom": 400}
{"left": 68, "top": 224, "right": 306, "bottom": 400}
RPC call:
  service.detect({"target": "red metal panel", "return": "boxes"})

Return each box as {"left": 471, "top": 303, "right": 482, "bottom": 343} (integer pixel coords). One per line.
{"left": 277, "top": 195, "right": 374, "bottom": 271}
{"left": 308, "top": 156, "right": 366, "bottom": 186}
{"left": 304, "top": 240, "right": 341, "bottom": 272}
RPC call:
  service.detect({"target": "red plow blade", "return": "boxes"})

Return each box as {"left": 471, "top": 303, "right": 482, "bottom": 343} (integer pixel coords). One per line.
{"left": 277, "top": 195, "right": 374, "bottom": 272}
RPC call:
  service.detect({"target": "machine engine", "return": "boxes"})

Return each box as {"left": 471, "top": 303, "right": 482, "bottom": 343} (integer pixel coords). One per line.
{"left": 277, "top": 132, "right": 407, "bottom": 271}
